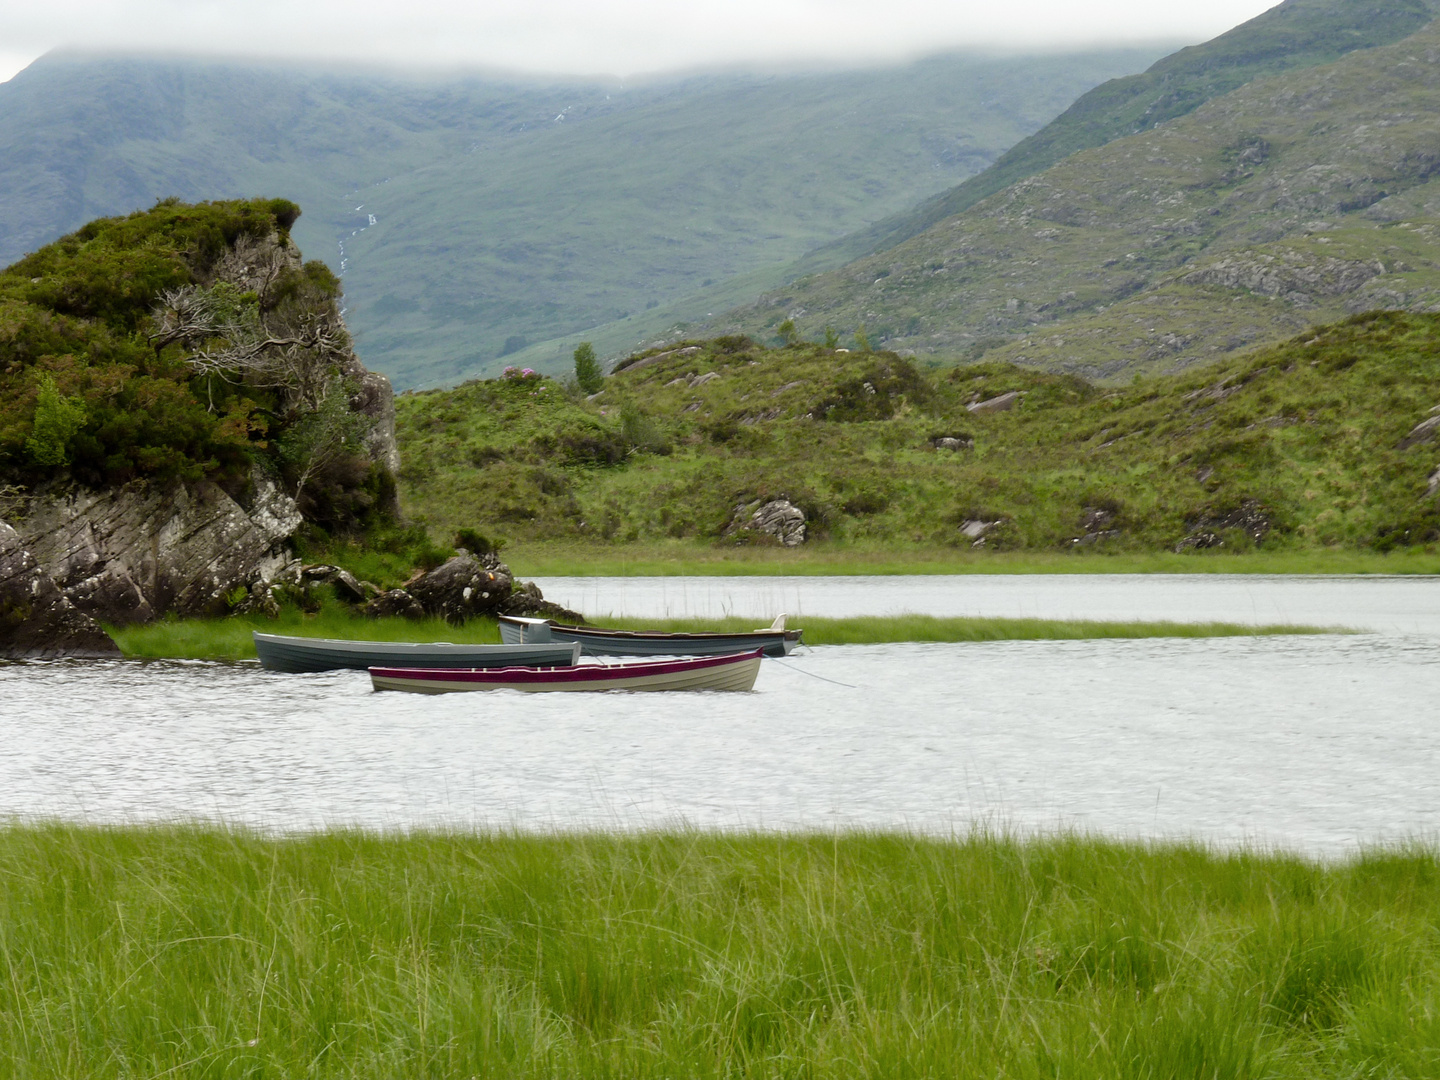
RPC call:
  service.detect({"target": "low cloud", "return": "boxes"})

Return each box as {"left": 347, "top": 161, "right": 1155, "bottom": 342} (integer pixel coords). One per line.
{"left": 3, "top": 0, "right": 1277, "bottom": 79}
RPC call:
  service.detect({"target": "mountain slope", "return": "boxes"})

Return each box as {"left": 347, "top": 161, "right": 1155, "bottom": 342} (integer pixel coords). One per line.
{"left": 721, "top": 17, "right": 1440, "bottom": 377}
{"left": 0, "top": 48, "right": 1162, "bottom": 388}
{"left": 799, "top": 0, "right": 1439, "bottom": 267}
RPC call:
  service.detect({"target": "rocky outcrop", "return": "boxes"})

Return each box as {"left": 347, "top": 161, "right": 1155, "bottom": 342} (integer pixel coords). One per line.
{"left": 9, "top": 474, "right": 303, "bottom": 624}
{"left": 364, "top": 588, "right": 427, "bottom": 620}
{"left": 340, "top": 355, "right": 401, "bottom": 475}
{"left": 0, "top": 521, "right": 119, "bottom": 659}
{"left": 742, "top": 499, "right": 807, "bottom": 546}
{"left": 932, "top": 435, "right": 974, "bottom": 451}
{"left": 1174, "top": 500, "right": 1273, "bottom": 551}
{"left": 1399, "top": 411, "right": 1440, "bottom": 450}
{"left": 968, "top": 391, "right": 1021, "bottom": 414}
{"left": 1182, "top": 252, "right": 1386, "bottom": 305}
{"left": 406, "top": 551, "right": 515, "bottom": 625}
{"left": 500, "top": 580, "right": 586, "bottom": 623}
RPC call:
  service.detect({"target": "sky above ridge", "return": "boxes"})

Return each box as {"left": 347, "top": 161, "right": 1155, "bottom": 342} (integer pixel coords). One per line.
{"left": 0, "top": 0, "right": 1280, "bottom": 83}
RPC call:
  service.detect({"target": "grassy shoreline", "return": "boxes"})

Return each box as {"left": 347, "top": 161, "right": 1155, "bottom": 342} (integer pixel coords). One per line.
{"left": 501, "top": 543, "right": 1440, "bottom": 578}
{"left": 2, "top": 825, "right": 1436, "bottom": 1077}
{"left": 109, "top": 609, "right": 1338, "bottom": 660}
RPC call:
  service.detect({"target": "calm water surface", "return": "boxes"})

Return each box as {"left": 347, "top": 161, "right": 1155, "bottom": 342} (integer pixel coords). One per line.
{"left": 2, "top": 575, "right": 1437, "bottom": 853}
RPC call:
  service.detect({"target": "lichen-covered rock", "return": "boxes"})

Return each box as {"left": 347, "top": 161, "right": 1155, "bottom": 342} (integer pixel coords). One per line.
{"left": 1398, "top": 412, "right": 1440, "bottom": 450}
{"left": 932, "top": 435, "right": 974, "bottom": 451}
{"left": 364, "top": 589, "right": 426, "bottom": 620}
{"left": 750, "top": 499, "right": 807, "bottom": 546}
{"left": 299, "top": 564, "right": 368, "bottom": 603}
{"left": 407, "top": 553, "right": 514, "bottom": 624}
{"left": 500, "top": 580, "right": 587, "bottom": 623}
{"left": 0, "top": 521, "right": 119, "bottom": 659}
{"left": 11, "top": 474, "right": 302, "bottom": 624}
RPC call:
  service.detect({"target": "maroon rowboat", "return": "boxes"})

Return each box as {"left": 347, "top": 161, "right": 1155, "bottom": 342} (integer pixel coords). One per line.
{"left": 369, "top": 649, "right": 763, "bottom": 694}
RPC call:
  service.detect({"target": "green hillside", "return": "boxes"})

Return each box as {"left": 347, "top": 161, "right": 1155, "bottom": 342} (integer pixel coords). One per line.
{"left": 716, "top": 17, "right": 1440, "bottom": 377}
{"left": 0, "top": 48, "right": 1162, "bottom": 389}
{"left": 796, "top": 0, "right": 1439, "bottom": 268}
{"left": 395, "top": 312, "right": 1440, "bottom": 557}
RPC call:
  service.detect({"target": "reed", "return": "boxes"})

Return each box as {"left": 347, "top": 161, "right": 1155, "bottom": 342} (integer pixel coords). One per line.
{"left": 0, "top": 826, "right": 1435, "bottom": 1078}
{"left": 605, "top": 614, "right": 1338, "bottom": 642}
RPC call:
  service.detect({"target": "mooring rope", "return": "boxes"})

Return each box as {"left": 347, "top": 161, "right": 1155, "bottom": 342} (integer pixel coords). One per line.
{"left": 765, "top": 656, "right": 858, "bottom": 690}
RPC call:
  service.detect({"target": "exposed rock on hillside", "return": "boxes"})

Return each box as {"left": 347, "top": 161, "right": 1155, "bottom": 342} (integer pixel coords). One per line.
{"left": 9, "top": 474, "right": 302, "bottom": 624}
{"left": 0, "top": 520, "right": 119, "bottom": 658}
{"left": 741, "top": 499, "right": 808, "bottom": 547}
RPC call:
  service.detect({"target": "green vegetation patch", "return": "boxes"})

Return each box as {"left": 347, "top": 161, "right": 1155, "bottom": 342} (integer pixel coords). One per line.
{"left": 108, "top": 608, "right": 1332, "bottom": 661}
{"left": 3, "top": 826, "right": 1440, "bottom": 1077}
{"left": 109, "top": 602, "right": 504, "bottom": 661}
{"left": 396, "top": 312, "right": 1440, "bottom": 558}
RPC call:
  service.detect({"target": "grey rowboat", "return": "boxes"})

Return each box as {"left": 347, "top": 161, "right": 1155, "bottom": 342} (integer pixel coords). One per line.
{"left": 497, "top": 614, "right": 802, "bottom": 657}
{"left": 253, "top": 632, "right": 580, "bottom": 673}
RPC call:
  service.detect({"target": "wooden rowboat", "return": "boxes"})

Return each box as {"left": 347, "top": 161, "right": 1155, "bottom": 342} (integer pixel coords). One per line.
{"left": 498, "top": 614, "right": 802, "bottom": 657}
{"left": 253, "top": 632, "right": 580, "bottom": 673}
{"left": 369, "top": 649, "right": 764, "bottom": 694}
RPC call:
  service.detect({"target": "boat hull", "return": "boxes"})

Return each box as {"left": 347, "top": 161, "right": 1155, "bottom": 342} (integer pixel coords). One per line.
{"left": 498, "top": 616, "right": 801, "bottom": 657}
{"left": 369, "top": 649, "right": 763, "bottom": 693}
{"left": 254, "top": 632, "right": 580, "bottom": 673}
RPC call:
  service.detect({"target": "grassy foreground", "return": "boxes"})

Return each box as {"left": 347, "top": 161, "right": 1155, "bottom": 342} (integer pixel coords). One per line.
{"left": 108, "top": 608, "right": 1333, "bottom": 660}
{"left": 2, "top": 827, "right": 1438, "bottom": 1078}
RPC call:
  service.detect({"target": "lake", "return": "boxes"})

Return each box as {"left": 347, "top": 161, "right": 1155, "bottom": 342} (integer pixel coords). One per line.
{"left": 3, "top": 575, "right": 1436, "bottom": 853}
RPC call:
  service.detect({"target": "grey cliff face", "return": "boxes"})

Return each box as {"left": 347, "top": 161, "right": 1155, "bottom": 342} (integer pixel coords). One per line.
{"left": 0, "top": 520, "right": 120, "bottom": 659}
{"left": 11, "top": 473, "right": 303, "bottom": 624}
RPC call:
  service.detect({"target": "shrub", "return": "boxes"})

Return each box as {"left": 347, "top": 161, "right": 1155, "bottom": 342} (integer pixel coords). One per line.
{"left": 573, "top": 342, "right": 603, "bottom": 394}
{"left": 24, "top": 374, "right": 87, "bottom": 467}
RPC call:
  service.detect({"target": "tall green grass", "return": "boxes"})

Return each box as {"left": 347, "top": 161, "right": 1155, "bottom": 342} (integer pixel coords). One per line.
{"left": 108, "top": 609, "right": 1333, "bottom": 659}
{"left": 109, "top": 606, "right": 502, "bottom": 661}
{"left": 606, "top": 614, "right": 1338, "bottom": 643}
{"left": 1, "top": 827, "right": 1438, "bottom": 1077}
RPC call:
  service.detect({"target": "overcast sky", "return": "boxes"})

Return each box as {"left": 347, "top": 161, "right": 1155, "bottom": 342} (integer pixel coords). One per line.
{"left": 1, "top": 0, "right": 1281, "bottom": 84}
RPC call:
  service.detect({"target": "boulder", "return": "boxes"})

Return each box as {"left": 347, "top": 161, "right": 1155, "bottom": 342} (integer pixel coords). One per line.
{"left": 959, "top": 518, "right": 1002, "bottom": 541}
{"left": 0, "top": 521, "right": 120, "bottom": 659}
{"left": 750, "top": 499, "right": 807, "bottom": 546}
{"left": 10, "top": 474, "right": 302, "bottom": 624}
{"left": 365, "top": 589, "right": 427, "bottom": 620}
{"left": 1398, "top": 413, "right": 1440, "bottom": 450}
{"left": 500, "top": 580, "right": 586, "bottom": 623}
{"left": 300, "top": 564, "right": 368, "bottom": 603}
{"left": 932, "top": 435, "right": 974, "bottom": 451}
{"left": 967, "top": 391, "right": 1021, "bottom": 414}
{"left": 407, "top": 552, "right": 515, "bottom": 624}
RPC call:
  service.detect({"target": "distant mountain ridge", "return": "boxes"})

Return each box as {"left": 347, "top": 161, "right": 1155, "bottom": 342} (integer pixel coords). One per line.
{"left": 0, "top": 47, "right": 1162, "bottom": 387}
{"left": 718, "top": 10, "right": 1440, "bottom": 378}
{"left": 801, "top": 0, "right": 1440, "bottom": 268}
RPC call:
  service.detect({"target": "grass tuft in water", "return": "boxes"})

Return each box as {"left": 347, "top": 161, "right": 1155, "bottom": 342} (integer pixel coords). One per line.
{"left": 108, "top": 608, "right": 1337, "bottom": 659}
{"left": 604, "top": 613, "right": 1339, "bottom": 643}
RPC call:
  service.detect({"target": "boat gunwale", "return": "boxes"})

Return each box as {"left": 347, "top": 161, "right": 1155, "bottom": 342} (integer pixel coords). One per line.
{"left": 499, "top": 616, "right": 801, "bottom": 643}
{"left": 369, "top": 648, "right": 764, "bottom": 685}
